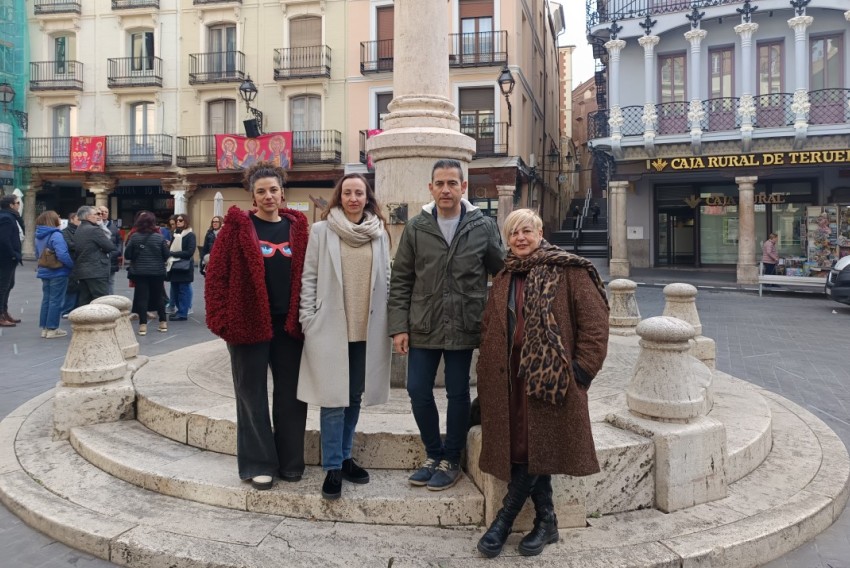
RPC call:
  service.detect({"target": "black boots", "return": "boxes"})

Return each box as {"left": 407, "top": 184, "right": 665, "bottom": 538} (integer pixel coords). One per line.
{"left": 477, "top": 465, "right": 538, "bottom": 558}
{"left": 518, "top": 475, "right": 559, "bottom": 556}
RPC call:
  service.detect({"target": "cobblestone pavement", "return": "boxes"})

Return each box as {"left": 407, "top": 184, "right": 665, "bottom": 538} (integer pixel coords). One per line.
{"left": 0, "top": 261, "right": 848, "bottom": 567}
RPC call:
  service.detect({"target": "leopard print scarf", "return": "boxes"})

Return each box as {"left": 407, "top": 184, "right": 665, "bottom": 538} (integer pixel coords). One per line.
{"left": 504, "top": 241, "right": 608, "bottom": 405}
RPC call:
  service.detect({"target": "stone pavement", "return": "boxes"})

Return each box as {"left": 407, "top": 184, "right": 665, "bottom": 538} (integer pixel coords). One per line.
{"left": 1, "top": 260, "right": 848, "bottom": 567}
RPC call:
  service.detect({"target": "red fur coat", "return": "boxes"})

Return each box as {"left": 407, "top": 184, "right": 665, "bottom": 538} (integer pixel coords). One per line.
{"left": 205, "top": 205, "right": 308, "bottom": 344}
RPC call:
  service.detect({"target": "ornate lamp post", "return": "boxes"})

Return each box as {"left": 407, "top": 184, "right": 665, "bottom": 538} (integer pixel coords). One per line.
{"left": 238, "top": 75, "right": 263, "bottom": 136}
{"left": 0, "top": 82, "right": 28, "bottom": 132}
{"left": 497, "top": 65, "right": 515, "bottom": 127}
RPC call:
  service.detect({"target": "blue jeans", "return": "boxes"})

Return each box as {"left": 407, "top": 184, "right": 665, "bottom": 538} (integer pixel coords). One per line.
{"left": 39, "top": 277, "right": 69, "bottom": 330}
{"left": 60, "top": 289, "right": 78, "bottom": 317}
{"left": 406, "top": 347, "right": 473, "bottom": 464}
{"left": 320, "top": 342, "right": 366, "bottom": 471}
{"left": 174, "top": 282, "right": 193, "bottom": 318}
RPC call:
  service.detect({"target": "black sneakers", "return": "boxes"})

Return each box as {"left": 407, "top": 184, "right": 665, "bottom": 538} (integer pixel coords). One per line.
{"left": 342, "top": 458, "right": 370, "bottom": 484}
{"left": 322, "top": 469, "right": 342, "bottom": 500}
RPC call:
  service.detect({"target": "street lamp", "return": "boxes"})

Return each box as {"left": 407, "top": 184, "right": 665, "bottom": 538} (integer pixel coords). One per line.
{"left": 238, "top": 75, "right": 264, "bottom": 137}
{"left": 548, "top": 147, "right": 560, "bottom": 164}
{"left": 0, "top": 82, "right": 28, "bottom": 132}
{"left": 497, "top": 65, "right": 515, "bottom": 127}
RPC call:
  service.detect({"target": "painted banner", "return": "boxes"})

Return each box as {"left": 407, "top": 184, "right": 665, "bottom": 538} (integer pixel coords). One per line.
{"left": 365, "top": 129, "right": 382, "bottom": 170}
{"left": 70, "top": 136, "right": 106, "bottom": 173}
{"left": 215, "top": 132, "right": 293, "bottom": 171}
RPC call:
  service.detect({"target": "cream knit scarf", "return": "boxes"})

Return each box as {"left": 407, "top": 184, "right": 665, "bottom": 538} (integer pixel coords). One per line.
{"left": 166, "top": 227, "right": 193, "bottom": 272}
{"left": 326, "top": 207, "right": 383, "bottom": 247}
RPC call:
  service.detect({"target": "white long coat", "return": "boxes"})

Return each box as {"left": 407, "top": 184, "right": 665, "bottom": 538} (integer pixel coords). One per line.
{"left": 297, "top": 221, "right": 391, "bottom": 408}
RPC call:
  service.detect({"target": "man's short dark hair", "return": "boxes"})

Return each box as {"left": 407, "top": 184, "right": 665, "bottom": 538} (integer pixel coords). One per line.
{"left": 431, "top": 159, "right": 464, "bottom": 182}
{"left": 0, "top": 195, "right": 17, "bottom": 210}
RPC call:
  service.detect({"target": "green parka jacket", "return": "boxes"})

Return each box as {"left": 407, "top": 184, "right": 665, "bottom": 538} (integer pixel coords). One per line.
{"left": 388, "top": 200, "right": 504, "bottom": 350}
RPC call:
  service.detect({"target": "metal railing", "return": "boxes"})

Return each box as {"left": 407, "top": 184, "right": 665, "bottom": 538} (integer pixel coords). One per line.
{"left": 34, "top": 0, "right": 81, "bottom": 14}
{"left": 292, "top": 130, "right": 342, "bottom": 164}
{"left": 188, "top": 51, "right": 245, "bottom": 84}
{"left": 587, "top": 109, "right": 610, "bottom": 139}
{"left": 587, "top": 0, "right": 744, "bottom": 27}
{"left": 358, "top": 130, "right": 368, "bottom": 164}
{"left": 274, "top": 46, "right": 332, "bottom": 80}
{"left": 808, "top": 89, "right": 850, "bottom": 126}
{"left": 449, "top": 31, "right": 508, "bottom": 68}
{"left": 106, "top": 135, "right": 172, "bottom": 166}
{"left": 620, "top": 105, "right": 645, "bottom": 136}
{"left": 753, "top": 93, "right": 794, "bottom": 128}
{"left": 16, "top": 137, "right": 71, "bottom": 167}
{"left": 704, "top": 97, "right": 740, "bottom": 131}
{"left": 176, "top": 135, "right": 216, "bottom": 168}
{"left": 30, "top": 61, "right": 84, "bottom": 91}
{"left": 656, "top": 101, "right": 690, "bottom": 135}
{"left": 193, "top": 0, "right": 241, "bottom": 3}
{"left": 461, "top": 121, "right": 509, "bottom": 157}
{"left": 108, "top": 57, "right": 163, "bottom": 88}
{"left": 360, "top": 39, "right": 394, "bottom": 74}
{"left": 112, "top": 0, "right": 159, "bottom": 8}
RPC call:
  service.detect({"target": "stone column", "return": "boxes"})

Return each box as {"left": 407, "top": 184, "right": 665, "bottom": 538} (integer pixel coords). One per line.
{"left": 684, "top": 29, "right": 707, "bottom": 150}
{"left": 496, "top": 185, "right": 515, "bottom": 233}
{"left": 21, "top": 184, "right": 40, "bottom": 260}
{"left": 608, "top": 279, "right": 641, "bottom": 336}
{"left": 735, "top": 22, "right": 758, "bottom": 150}
{"left": 53, "top": 304, "right": 135, "bottom": 440}
{"left": 367, "top": 0, "right": 476, "bottom": 249}
{"left": 609, "top": 180, "right": 629, "bottom": 277}
{"left": 605, "top": 39, "right": 627, "bottom": 158}
{"left": 846, "top": 10, "right": 850, "bottom": 21}
{"left": 84, "top": 180, "right": 112, "bottom": 209}
{"left": 788, "top": 15, "right": 813, "bottom": 139}
{"left": 171, "top": 189, "right": 187, "bottom": 215}
{"left": 638, "top": 35, "right": 660, "bottom": 155}
{"left": 735, "top": 176, "right": 758, "bottom": 284}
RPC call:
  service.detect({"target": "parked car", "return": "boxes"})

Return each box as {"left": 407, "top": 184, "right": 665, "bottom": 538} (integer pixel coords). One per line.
{"left": 825, "top": 256, "right": 850, "bottom": 306}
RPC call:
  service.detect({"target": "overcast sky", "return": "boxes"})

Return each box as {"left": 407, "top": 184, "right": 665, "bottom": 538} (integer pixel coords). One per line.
{"left": 558, "top": 0, "right": 596, "bottom": 86}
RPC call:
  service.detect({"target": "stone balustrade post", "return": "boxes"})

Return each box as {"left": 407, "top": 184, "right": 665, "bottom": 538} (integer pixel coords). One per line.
{"left": 608, "top": 279, "right": 641, "bottom": 336}
{"left": 608, "top": 316, "right": 726, "bottom": 512}
{"left": 53, "top": 304, "right": 135, "bottom": 440}
{"left": 92, "top": 295, "right": 140, "bottom": 361}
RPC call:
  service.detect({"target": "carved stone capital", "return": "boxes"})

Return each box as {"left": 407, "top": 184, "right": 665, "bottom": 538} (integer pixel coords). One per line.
{"left": 734, "top": 22, "right": 759, "bottom": 41}
{"left": 737, "top": 94, "right": 756, "bottom": 122}
{"left": 684, "top": 29, "right": 708, "bottom": 46}
{"left": 845, "top": 10, "right": 850, "bottom": 21}
{"left": 688, "top": 99, "right": 705, "bottom": 127}
{"left": 608, "top": 106, "right": 625, "bottom": 131}
{"left": 641, "top": 102, "right": 657, "bottom": 128}
{"left": 787, "top": 15, "right": 813, "bottom": 32}
{"left": 638, "top": 35, "right": 660, "bottom": 50}
{"left": 791, "top": 89, "right": 811, "bottom": 116}
{"left": 604, "top": 39, "right": 626, "bottom": 57}
{"left": 735, "top": 176, "right": 758, "bottom": 192}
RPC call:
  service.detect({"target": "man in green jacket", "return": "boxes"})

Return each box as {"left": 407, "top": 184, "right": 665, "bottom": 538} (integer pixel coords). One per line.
{"left": 389, "top": 158, "right": 504, "bottom": 491}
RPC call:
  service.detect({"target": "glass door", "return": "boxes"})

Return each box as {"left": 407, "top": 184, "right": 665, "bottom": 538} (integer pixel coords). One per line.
{"left": 208, "top": 25, "right": 236, "bottom": 79}
{"left": 657, "top": 206, "right": 695, "bottom": 265}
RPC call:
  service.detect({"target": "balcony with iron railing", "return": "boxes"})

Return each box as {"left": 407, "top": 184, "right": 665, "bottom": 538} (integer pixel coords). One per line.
{"left": 112, "top": 0, "right": 159, "bottom": 9}
{"left": 461, "top": 121, "right": 509, "bottom": 157}
{"left": 30, "top": 61, "right": 84, "bottom": 91}
{"left": 292, "top": 130, "right": 342, "bottom": 164}
{"left": 360, "top": 40, "right": 394, "bottom": 74}
{"left": 34, "top": 0, "right": 81, "bottom": 14}
{"left": 193, "top": 0, "right": 241, "bottom": 4}
{"left": 449, "top": 31, "right": 508, "bottom": 68}
{"left": 108, "top": 57, "right": 163, "bottom": 88}
{"left": 587, "top": 0, "right": 749, "bottom": 28}
{"left": 274, "top": 46, "right": 332, "bottom": 80}
{"left": 107, "top": 135, "right": 172, "bottom": 166}
{"left": 16, "top": 137, "right": 71, "bottom": 167}
{"left": 176, "top": 135, "right": 216, "bottom": 168}
{"left": 189, "top": 51, "right": 245, "bottom": 85}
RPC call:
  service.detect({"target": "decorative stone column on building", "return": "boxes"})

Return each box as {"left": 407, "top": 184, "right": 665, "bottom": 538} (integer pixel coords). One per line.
{"left": 605, "top": 35, "right": 627, "bottom": 159}
{"left": 608, "top": 316, "right": 726, "bottom": 513}
{"left": 609, "top": 180, "right": 629, "bottom": 277}
{"left": 608, "top": 279, "right": 641, "bottom": 336}
{"left": 85, "top": 179, "right": 112, "bottom": 209}
{"left": 684, "top": 28, "right": 707, "bottom": 154}
{"left": 735, "top": 21, "right": 759, "bottom": 151}
{"left": 367, "top": 0, "right": 476, "bottom": 249}
{"left": 736, "top": 176, "right": 759, "bottom": 284}
{"left": 788, "top": 14, "right": 813, "bottom": 148}
{"left": 496, "top": 185, "right": 515, "bottom": 233}
{"left": 21, "top": 184, "right": 40, "bottom": 260}
{"left": 92, "top": 295, "right": 140, "bottom": 362}
{"left": 53, "top": 304, "right": 135, "bottom": 440}
{"left": 638, "top": 34, "right": 660, "bottom": 157}
{"left": 163, "top": 178, "right": 196, "bottom": 216}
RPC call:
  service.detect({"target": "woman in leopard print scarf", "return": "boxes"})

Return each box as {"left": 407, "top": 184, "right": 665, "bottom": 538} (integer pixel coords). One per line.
{"left": 475, "top": 209, "right": 609, "bottom": 559}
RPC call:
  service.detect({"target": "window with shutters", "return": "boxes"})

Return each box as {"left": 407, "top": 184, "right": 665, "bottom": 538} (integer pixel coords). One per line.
{"left": 207, "top": 99, "right": 236, "bottom": 135}
{"left": 291, "top": 95, "right": 322, "bottom": 156}
{"left": 289, "top": 16, "right": 323, "bottom": 75}
{"left": 459, "top": 87, "right": 496, "bottom": 154}
{"left": 130, "top": 31, "right": 155, "bottom": 72}
{"left": 459, "top": 0, "right": 493, "bottom": 64}
{"left": 375, "top": 5, "right": 393, "bottom": 70}
{"left": 376, "top": 92, "right": 392, "bottom": 129}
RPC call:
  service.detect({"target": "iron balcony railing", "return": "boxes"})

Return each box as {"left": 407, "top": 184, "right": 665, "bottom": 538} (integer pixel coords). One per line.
{"left": 107, "top": 135, "right": 173, "bottom": 166}
{"left": 34, "top": 0, "right": 81, "bottom": 14}
{"left": 704, "top": 97, "right": 740, "bottom": 131}
{"left": 360, "top": 39, "right": 394, "bottom": 74}
{"left": 655, "top": 101, "right": 690, "bottom": 135}
{"left": 619, "top": 105, "right": 645, "bottom": 136}
{"left": 189, "top": 51, "right": 245, "bottom": 84}
{"left": 292, "top": 130, "right": 342, "bottom": 164}
{"left": 587, "top": 0, "right": 745, "bottom": 27}
{"left": 461, "top": 121, "right": 509, "bottom": 157}
{"left": 108, "top": 57, "right": 163, "bottom": 88}
{"left": 112, "top": 0, "right": 159, "bottom": 9}
{"left": 808, "top": 89, "right": 850, "bottom": 126}
{"left": 587, "top": 109, "right": 610, "bottom": 139}
{"left": 753, "top": 93, "right": 794, "bottom": 128}
{"left": 176, "top": 135, "right": 216, "bottom": 168}
{"left": 30, "top": 61, "right": 84, "bottom": 91}
{"left": 274, "top": 46, "right": 332, "bottom": 80}
{"left": 449, "top": 31, "right": 508, "bottom": 68}
{"left": 193, "top": 0, "right": 242, "bottom": 4}
{"left": 16, "top": 137, "right": 71, "bottom": 167}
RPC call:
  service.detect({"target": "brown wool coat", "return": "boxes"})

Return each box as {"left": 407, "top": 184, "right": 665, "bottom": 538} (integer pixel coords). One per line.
{"left": 477, "top": 266, "right": 609, "bottom": 482}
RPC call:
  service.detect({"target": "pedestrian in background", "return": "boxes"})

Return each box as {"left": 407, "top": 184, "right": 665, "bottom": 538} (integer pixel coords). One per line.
{"left": 60, "top": 212, "right": 81, "bottom": 318}
{"left": 34, "top": 210, "right": 74, "bottom": 339}
{"left": 99, "top": 205, "right": 122, "bottom": 294}
{"left": 200, "top": 215, "right": 223, "bottom": 276}
{"left": 124, "top": 211, "right": 169, "bottom": 336}
{"left": 762, "top": 232, "right": 779, "bottom": 276}
{"left": 476, "top": 209, "right": 608, "bottom": 558}
{"left": 0, "top": 194, "right": 24, "bottom": 327}
{"left": 572, "top": 204, "right": 582, "bottom": 229}
{"left": 591, "top": 202, "right": 601, "bottom": 225}
{"left": 298, "top": 173, "right": 391, "bottom": 500}
{"left": 72, "top": 205, "right": 116, "bottom": 306}
{"left": 205, "top": 161, "right": 309, "bottom": 491}
{"left": 166, "top": 214, "right": 196, "bottom": 321}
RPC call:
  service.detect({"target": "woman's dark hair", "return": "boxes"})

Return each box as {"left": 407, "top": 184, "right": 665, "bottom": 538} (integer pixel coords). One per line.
{"left": 209, "top": 215, "right": 224, "bottom": 230}
{"left": 134, "top": 211, "right": 157, "bottom": 234}
{"left": 175, "top": 213, "right": 191, "bottom": 227}
{"left": 0, "top": 195, "right": 17, "bottom": 210}
{"left": 35, "top": 210, "right": 61, "bottom": 227}
{"left": 322, "top": 174, "right": 387, "bottom": 224}
{"left": 243, "top": 161, "right": 287, "bottom": 193}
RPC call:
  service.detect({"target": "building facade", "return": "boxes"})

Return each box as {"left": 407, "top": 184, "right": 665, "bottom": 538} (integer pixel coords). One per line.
{"left": 586, "top": 0, "right": 850, "bottom": 282}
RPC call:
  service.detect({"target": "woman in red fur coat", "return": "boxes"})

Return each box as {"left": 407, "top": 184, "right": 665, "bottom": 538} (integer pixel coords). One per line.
{"left": 205, "top": 162, "right": 309, "bottom": 491}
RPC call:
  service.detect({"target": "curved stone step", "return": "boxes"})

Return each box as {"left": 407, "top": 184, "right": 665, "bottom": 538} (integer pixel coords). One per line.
{"left": 1, "top": 385, "right": 846, "bottom": 568}
{"left": 69, "top": 418, "right": 484, "bottom": 527}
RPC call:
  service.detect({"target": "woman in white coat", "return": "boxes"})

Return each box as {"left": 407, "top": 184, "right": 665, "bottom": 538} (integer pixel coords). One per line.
{"left": 298, "top": 173, "right": 391, "bottom": 500}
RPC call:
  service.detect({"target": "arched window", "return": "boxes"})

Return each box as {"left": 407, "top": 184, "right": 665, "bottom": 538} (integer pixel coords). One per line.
{"left": 207, "top": 99, "right": 236, "bottom": 135}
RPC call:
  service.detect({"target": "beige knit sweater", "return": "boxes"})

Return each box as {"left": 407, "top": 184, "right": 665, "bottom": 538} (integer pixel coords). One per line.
{"left": 340, "top": 240, "right": 373, "bottom": 342}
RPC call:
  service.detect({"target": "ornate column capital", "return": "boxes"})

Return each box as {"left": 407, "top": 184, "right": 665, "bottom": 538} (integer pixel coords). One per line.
{"left": 684, "top": 28, "right": 707, "bottom": 46}
{"left": 845, "top": 10, "right": 850, "bottom": 21}
{"left": 638, "top": 35, "right": 660, "bottom": 50}
{"left": 735, "top": 176, "right": 758, "bottom": 191}
{"left": 604, "top": 39, "right": 626, "bottom": 57}
{"left": 496, "top": 184, "right": 515, "bottom": 198}
{"left": 734, "top": 22, "right": 759, "bottom": 39}
{"left": 609, "top": 180, "right": 629, "bottom": 194}
{"left": 83, "top": 177, "right": 115, "bottom": 195}
{"left": 787, "top": 15, "right": 813, "bottom": 33}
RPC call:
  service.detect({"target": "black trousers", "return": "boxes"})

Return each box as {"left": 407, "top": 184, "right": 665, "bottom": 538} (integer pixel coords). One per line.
{"left": 228, "top": 326, "right": 307, "bottom": 480}
{"left": 78, "top": 277, "right": 109, "bottom": 306}
{"left": 0, "top": 259, "right": 17, "bottom": 313}
{"left": 131, "top": 275, "right": 166, "bottom": 324}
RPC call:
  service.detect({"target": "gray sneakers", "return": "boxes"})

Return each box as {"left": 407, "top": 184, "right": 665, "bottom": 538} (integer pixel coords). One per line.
{"left": 426, "top": 460, "right": 461, "bottom": 491}
{"left": 408, "top": 457, "right": 438, "bottom": 486}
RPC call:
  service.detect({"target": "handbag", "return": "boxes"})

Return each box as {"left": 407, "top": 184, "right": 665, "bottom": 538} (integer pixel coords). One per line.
{"left": 37, "top": 236, "right": 63, "bottom": 269}
{"left": 169, "top": 258, "right": 192, "bottom": 272}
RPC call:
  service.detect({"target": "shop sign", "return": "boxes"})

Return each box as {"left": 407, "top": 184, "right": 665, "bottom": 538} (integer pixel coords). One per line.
{"left": 647, "top": 150, "right": 850, "bottom": 173}
{"left": 683, "top": 193, "right": 786, "bottom": 208}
